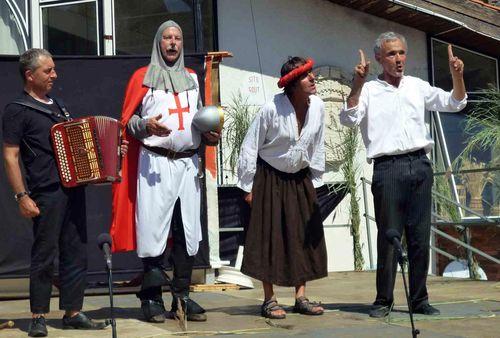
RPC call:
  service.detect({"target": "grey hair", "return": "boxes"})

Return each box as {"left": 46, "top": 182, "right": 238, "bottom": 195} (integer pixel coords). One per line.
{"left": 19, "top": 48, "right": 52, "bottom": 82}
{"left": 373, "top": 32, "right": 407, "bottom": 55}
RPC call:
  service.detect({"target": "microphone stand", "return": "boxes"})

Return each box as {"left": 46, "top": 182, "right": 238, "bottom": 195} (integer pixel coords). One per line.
{"left": 396, "top": 251, "right": 419, "bottom": 338}
{"left": 106, "top": 263, "right": 117, "bottom": 338}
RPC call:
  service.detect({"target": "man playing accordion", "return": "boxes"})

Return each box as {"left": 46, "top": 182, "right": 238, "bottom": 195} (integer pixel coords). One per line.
{"left": 2, "top": 48, "right": 125, "bottom": 337}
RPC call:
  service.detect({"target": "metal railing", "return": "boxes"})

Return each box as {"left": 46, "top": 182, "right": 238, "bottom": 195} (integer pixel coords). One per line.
{"left": 360, "top": 172, "right": 499, "bottom": 277}
{"left": 361, "top": 177, "right": 375, "bottom": 269}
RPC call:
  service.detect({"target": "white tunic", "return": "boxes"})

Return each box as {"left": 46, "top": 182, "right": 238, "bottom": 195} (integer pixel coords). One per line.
{"left": 135, "top": 73, "right": 202, "bottom": 258}
{"left": 339, "top": 76, "right": 467, "bottom": 161}
{"left": 237, "top": 93, "right": 325, "bottom": 193}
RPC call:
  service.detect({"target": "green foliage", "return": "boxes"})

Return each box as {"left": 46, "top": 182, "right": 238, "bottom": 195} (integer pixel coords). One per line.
{"left": 330, "top": 124, "right": 365, "bottom": 271}
{"left": 434, "top": 174, "right": 461, "bottom": 223}
{"left": 454, "top": 88, "right": 499, "bottom": 280}
{"left": 223, "top": 92, "right": 255, "bottom": 174}
{"left": 323, "top": 84, "right": 365, "bottom": 271}
{"left": 456, "top": 87, "right": 500, "bottom": 168}
{"left": 453, "top": 88, "right": 499, "bottom": 209}
{"left": 343, "top": 128, "right": 365, "bottom": 271}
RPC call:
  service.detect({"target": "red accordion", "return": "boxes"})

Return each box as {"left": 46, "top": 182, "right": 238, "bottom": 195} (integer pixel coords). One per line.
{"left": 50, "top": 116, "right": 122, "bottom": 188}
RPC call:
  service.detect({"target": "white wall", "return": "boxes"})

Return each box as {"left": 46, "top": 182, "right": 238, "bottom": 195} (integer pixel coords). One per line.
{"left": 218, "top": 0, "right": 428, "bottom": 272}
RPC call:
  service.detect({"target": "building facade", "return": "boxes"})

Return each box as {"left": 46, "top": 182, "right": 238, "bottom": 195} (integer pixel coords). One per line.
{"left": 1, "top": 0, "right": 499, "bottom": 276}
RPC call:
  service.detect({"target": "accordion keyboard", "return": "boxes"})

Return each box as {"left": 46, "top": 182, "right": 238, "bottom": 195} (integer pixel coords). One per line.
{"left": 52, "top": 130, "right": 72, "bottom": 183}
{"left": 66, "top": 121, "right": 101, "bottom": 181}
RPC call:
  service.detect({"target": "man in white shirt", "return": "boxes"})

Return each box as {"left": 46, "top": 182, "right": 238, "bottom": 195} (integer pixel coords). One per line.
{"left": 340, "top": 32, "right": 466, "bottom": 318}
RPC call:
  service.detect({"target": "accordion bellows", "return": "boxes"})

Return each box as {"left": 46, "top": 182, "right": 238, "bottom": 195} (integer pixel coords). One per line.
{"left": 50, "top": 116, "right": 122, "bottom": 188}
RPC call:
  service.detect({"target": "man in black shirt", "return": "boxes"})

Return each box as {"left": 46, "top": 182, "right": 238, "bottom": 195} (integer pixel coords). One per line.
{"left": 2, "top": 49, "right": 113, "bottom": 337}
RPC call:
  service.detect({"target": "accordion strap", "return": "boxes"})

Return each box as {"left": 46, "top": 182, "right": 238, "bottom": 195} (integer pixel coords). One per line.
{"left": 12, "top": 96, "right": 71, "bottom": 121}
{"left": 52, "top": 97, "right": 71, "bottom": 120}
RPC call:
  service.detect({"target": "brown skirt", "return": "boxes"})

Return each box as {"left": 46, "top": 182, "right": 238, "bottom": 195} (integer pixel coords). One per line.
{"left": 241, "top": 158, "right": 327, "bottom": 286}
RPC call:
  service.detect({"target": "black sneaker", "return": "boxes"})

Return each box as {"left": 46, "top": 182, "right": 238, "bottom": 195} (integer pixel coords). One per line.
{"left": 413, "top": 303, "right": 440, "bottom": 315}
{"left": 62, "top": 312, "right": 108, "bottom": 330}
{"left": 369, "top": 303, "right": 393, "bottom": 318}
{"left": 28, "top": 316, "right": 48, "bottom": 337}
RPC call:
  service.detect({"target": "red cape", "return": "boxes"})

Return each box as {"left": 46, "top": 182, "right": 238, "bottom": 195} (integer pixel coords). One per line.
{"left": 110, "top": 66, "right": 149, "bottom": 252}
{"left": 110, "top": 66, "right": 197, "bottom": 252}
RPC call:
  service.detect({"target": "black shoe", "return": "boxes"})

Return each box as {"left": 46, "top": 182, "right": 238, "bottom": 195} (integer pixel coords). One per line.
{"left": 62, "top": 312, "right": 108, "bottom": 330}
{"left": 28, "top": 316, "right": 48, "bottom": 337}
{"left": 141, "top": 299, "right": 166, "bottom": 323}
{"left": 369, "top": 304, "right": 393, "bottom": 318}
{"left": 165, "top": 310, "right": 208, "bottom": 322}
{"left": 186, "top": 313, "right": 207, "bottom": 322}
{"left": 413, "top": 303, "right": 440, "bottom": 315}
{"left": 169, "top": 296, "right": 207, "bottom": 322}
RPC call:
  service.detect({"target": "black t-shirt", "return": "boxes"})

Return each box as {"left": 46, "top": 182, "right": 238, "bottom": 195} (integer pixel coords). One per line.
{"left": 2, "top": 92, "right": 68, "bottom": 192}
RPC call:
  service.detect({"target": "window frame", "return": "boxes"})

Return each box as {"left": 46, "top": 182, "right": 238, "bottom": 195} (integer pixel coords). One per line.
{"left": 30, "top": 0, "right": 217, "bottom": 55}
{"left": 38, "top": 0, "right": 101, "bottom": 55}
{"left": 430, "top": 37, "right": 499, "bottom": 95}
{"left": 112, "top": 0, "right": 216, "bottom": 55}
{"left": 429, "top": 36, "right": 499, "bottom": 219}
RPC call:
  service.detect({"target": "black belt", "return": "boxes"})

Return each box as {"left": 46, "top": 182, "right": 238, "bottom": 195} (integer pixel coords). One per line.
{"left": 373, "top": 149, "right": 427, "bottom": 164}
{"left": 142, "top": 144, "right": 198, "bottom": 159}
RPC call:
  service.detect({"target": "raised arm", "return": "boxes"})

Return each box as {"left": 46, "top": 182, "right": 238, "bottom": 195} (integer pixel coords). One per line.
{"left": 424, "top": 45, "right": 467, "bottom": 112}
{"left": 448, "top": 44, "right": 466, "bottom": 101}
{"left": 347, "top": 49, "right": 370, "bottom": 109}
{"left": 339, "top": 49, "right": 369, "bottom": 127}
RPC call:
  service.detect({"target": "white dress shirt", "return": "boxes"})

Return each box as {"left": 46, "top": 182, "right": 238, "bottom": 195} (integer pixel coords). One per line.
{"left": 237, "top": 93, "right": 325, "bottom": 193}
{"left": 339, "top": 75, "right": 467, "bottom": 161}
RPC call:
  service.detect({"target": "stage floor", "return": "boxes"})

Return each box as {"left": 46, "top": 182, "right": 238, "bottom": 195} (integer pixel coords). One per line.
{"left": 0, "top": 271, "right": 498, "bottom": 337}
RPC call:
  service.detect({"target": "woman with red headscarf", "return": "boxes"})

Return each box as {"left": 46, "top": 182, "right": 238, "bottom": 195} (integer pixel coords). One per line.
{"left": 237, "top": 57, "right": 327, "bottom": 319}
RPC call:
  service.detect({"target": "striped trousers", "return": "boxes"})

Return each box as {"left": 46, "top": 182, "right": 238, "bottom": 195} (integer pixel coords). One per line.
{"left": 371, "top": 149, "right": 433, "bottom": 308}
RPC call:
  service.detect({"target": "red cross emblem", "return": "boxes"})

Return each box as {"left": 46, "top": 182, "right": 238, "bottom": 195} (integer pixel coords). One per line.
{"left": 168, "top": 93, "right": 190, "bottom": 131}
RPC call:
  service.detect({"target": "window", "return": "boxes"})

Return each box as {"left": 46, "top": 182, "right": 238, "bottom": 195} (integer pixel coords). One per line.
{"left": 42, "top": 1, "right": 99, "bottom": 55}
{"left": 432, "top": 39, "right": 497, "bottom": 92}
{"left": 431, "top": 38, "right": 499, "bottom": 217}
{"left": 114, "top": 0, "right": 214, "bottom": 55}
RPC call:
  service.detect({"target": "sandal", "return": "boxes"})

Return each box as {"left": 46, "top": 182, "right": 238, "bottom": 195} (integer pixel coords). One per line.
{"left": 293, "top": 296, "right": 324, "bottom": 315}
{"left": 261, "top": 299, "right": 286, "bottom": 319}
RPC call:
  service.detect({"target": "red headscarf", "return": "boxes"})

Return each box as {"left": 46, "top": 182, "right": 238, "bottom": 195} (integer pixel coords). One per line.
{"left": 277, "top": 58, "right": 315, "bottom": 88}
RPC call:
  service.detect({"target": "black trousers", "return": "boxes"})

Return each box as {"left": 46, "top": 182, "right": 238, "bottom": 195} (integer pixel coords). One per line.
{"left": 371, "top": 149, "right": 433, "bottom": 308}
{"left": 140, "top": 199, "right": 194, "bottom": 301}
{"left": 30, "top": 184, "right": 87, "bottom": 314}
